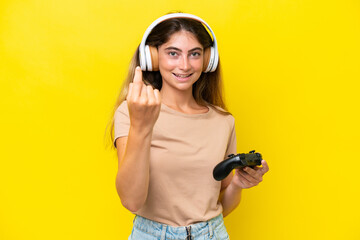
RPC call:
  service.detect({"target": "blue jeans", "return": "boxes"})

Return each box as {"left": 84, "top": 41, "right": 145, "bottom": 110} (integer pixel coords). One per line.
{"left": 128, "top": 213, "right": 230, "bottom": 240}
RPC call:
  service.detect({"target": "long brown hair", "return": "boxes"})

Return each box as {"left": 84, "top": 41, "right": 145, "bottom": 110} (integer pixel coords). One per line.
{"left": 105, "top": 14, "right": 230, "bottom": 149}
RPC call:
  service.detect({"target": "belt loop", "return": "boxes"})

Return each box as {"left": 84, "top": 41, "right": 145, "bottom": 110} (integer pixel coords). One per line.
{"left": 160, "top": 224, "right": 166, "bottom": 240}
{"left": 208, "top": 220, "right": 214, "bottom": 238}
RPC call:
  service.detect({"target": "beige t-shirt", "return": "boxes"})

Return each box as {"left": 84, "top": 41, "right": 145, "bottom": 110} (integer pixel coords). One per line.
{"left": 114, "top": 101, "right": 237, "bottom": 226}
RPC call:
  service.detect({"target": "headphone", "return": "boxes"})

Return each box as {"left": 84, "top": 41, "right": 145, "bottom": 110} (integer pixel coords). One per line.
{"left": 139, "top": 13, "right": 219, "bottom": 73}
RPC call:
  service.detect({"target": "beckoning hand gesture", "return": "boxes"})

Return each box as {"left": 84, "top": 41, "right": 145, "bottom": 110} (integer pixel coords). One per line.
{"left": 126, "top": 66, "right": 162, "bottom": 132}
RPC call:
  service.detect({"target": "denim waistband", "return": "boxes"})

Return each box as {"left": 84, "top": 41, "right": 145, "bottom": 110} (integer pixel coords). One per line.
{"left": 133, "top": 214, "right": 224, "bottom": 239}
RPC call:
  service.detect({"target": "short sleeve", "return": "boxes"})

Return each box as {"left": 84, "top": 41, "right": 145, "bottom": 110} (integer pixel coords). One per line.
{"left": 225, "top": 116, "right": 237, "bottom": 157}
{"left": 113, "top": 101, "right": 130, "bottom": 148}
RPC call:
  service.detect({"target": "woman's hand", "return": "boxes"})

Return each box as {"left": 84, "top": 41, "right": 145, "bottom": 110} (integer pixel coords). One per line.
{"left": 126, "top": 66, "right": 161, "bottom": 133}
{"left": 232, "top": 160, "right": 269, "bottom": 189}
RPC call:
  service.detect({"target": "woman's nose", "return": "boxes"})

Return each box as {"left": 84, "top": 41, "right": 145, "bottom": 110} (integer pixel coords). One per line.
{"left": 179, "top": 56, "right": 191, "bottom": 71}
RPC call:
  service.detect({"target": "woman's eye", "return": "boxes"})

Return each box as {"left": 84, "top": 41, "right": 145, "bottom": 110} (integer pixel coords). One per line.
{"left": 191, "top": 52, "right": 201, "bottom": 57}
{"left": 169, "top": 52, "right": 177, "bottom": 56}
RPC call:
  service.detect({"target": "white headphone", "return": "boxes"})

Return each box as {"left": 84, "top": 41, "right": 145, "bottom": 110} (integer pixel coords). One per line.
{"left": 139, "top": 13, "right": 219, "bottom": 73}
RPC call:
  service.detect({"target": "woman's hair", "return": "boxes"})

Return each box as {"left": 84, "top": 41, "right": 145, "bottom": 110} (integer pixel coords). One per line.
{"left": 105, "top": 14, "right": 230, "bottom": 149}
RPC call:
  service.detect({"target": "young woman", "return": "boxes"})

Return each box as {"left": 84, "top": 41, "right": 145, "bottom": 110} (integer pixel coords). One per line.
{"left": 109, "top": 12, "right": 269, "bottom": 240}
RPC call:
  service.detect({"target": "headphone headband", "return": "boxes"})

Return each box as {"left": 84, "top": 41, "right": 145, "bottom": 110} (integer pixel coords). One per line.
{"left": 139, "top": 13, "right": 219, "bottom": 72}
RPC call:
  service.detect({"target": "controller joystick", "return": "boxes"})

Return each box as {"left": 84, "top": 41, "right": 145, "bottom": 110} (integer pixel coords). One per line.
{"left": 213, "top": 150, "right": 263, "bottom": 181}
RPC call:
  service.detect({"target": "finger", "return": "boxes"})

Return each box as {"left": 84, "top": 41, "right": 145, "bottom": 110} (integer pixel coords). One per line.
{"left": 147, "top": 85, "right": 155, "bottom": 103}
{"left": 234, "top": 170, "right": 248, "bottom": 187}
{"left": 236, "top": 169, "right": 256, "bottom": 185}
{"left": 153, "top": 89, "right": 161, "bottom": 104}
{"left": 133, "top": 66, "right": 143, "bottom": 84}
{"left": 140, "top": 83, "right": 148, "bottom": 99}
{"left": 243, "top": 167, "right": 263, "bottom": 182}
{"left": 126, "top": 83, "right": 133, "bottom": 100}
{"left": 131, "top": 67, "right": 143, "bottom": 98}
{"left": 243, "top": 166, "right": 260, "bottom": 177}
{"left": 259, "top": 160, "right": 269, "bottom": 175}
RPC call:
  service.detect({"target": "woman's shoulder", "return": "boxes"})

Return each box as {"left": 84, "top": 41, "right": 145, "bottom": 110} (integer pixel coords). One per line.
{"left": 114, "top": 101, "right": 129, "bottom": 116}
{"left": 208, "top": 104, "right": 235, "bottom": 123}
{"left": 117, "top": 100, "right": 128, "bottom": 109}
{"left": 208, "top": 104, "right": 233, "bottom": 116}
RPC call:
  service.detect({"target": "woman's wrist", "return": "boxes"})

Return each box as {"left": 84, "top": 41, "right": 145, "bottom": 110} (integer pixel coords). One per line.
{"left": 221, "top": 178, "right": 243, "bottom": 217}
{"left": 129, "top": 124, "right": 154, "bottom": 137}
{"left": 229, "top": 179, "right": 244, "bottom": 192}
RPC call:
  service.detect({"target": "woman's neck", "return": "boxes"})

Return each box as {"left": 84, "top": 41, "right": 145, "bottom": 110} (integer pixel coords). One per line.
{"left": 160, "top": 86, "right": 208, "bottom": 114}
{"left": 160, "top": 88, "right": 195, "bottom": 107}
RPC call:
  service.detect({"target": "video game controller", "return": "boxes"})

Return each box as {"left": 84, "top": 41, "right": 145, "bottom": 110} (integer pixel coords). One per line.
{"left": 213, "top": 150, "right": 263, "bottom": 181}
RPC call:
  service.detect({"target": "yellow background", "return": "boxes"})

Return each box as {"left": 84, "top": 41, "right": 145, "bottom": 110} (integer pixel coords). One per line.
{"left": 1, "top": 0, "right": 359, "bottom": 239}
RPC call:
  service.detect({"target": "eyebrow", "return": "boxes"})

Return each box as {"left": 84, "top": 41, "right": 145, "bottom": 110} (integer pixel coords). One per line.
{"left": 164, "top": 47, "right": 203, "bottom": 52}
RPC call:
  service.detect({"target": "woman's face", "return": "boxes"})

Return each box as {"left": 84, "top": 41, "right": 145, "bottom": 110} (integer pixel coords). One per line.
{"left": 158, "top": 30, "right": 203, "bottom": 93}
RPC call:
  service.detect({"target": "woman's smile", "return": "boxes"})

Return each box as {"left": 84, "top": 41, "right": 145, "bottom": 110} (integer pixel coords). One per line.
{"left": 172, "top": 72, "right": 194, "bottom": 81}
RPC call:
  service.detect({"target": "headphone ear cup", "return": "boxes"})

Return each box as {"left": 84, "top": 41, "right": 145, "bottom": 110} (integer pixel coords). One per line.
{"left": 139, "top": 47, "right": 146, "bottom": 71}
{"left": 210, "top": 47, "right": 219, "bottom": 72}
{"left": 144, "top": 45, "right": 153, "bottom": 71}
{"left": 208, "top": 47, "right": 216, "bottom": 72}
{"left": 149, "top": 46, "right": 159, "bottom": 71}
{"left": 203, "top": 47, "right": 211, "bottom": 72}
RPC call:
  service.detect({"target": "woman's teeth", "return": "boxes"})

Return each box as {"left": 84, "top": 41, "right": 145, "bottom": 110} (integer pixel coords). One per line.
{"left": 173, "top": 73, "right": 192, "bottom": 78}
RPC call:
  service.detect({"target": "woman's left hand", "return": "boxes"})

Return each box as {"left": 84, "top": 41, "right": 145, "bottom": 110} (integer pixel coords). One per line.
{"left": 232, "top": 160, "right": 269, "bottom": 189}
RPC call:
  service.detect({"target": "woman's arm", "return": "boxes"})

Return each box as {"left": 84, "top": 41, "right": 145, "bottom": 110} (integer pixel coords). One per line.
{"left": 115, "top": 130, "right": 152, "bottom": 212}
{"left": 219, "top": 160, "right": 269, "bottom": 217}
{"left": 218, "top": 173, "right": 242, "bottom": 217}
{"left": 115, "top": 67, "right": 161, "bottom": 212}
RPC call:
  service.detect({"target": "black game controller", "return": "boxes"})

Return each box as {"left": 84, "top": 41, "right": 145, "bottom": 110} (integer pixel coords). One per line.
{"left": 213, "top": 150, "right": 263, "bottom": 181}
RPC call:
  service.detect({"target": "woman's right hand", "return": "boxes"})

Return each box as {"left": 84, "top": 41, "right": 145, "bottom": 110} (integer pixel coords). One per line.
{"left": 126, "top": 66, "right": 161, "bottom": 133}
